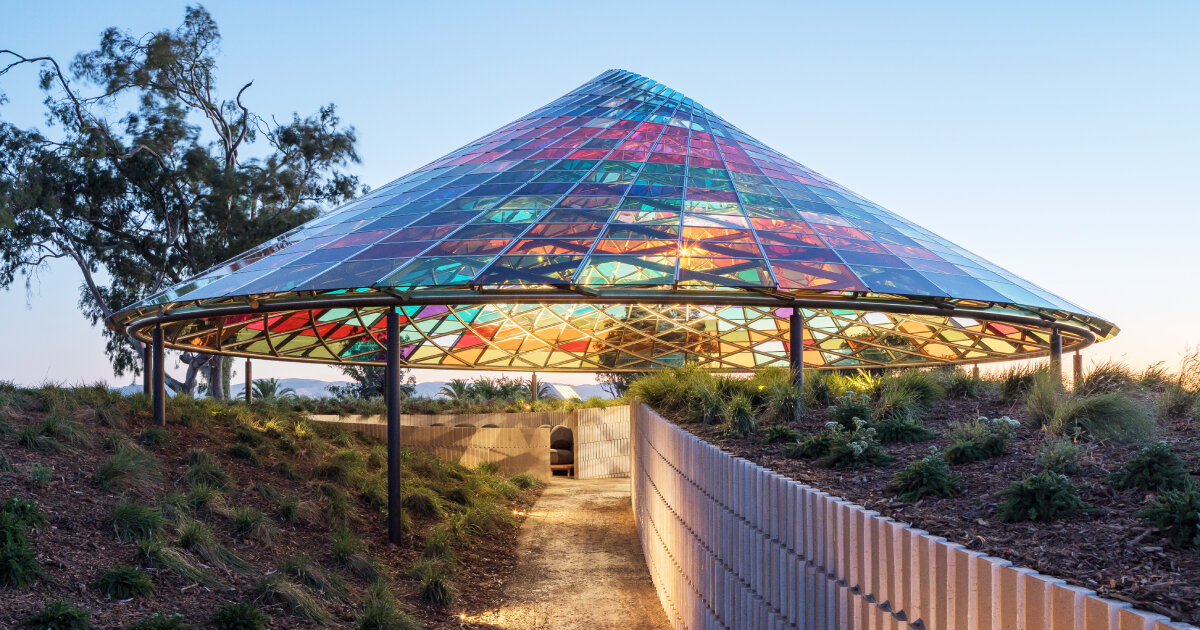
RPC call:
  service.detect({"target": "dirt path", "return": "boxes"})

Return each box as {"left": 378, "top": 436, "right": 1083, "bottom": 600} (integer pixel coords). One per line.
{"left": 465, "top": 477, "right": 672, "bottom": 630}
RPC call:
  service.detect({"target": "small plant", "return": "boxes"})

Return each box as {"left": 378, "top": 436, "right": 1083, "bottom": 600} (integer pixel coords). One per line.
{"left": 2, "top": 497, "right": 46, "bottom": 527}
{"left": 332, "top": 528, "right": 379, "bottom": 582}
{"left": 760, "top": 425, "right": 801, "bottom": 445}
{"left": 1137, "top": 481, "right": 1200, "bottom": 550}
{"left": 137, "top": 426, "right": 172, "bottom": 449}
{"left": 234, "top": 424, "right": 266, "bottom": 447}
{"left": 93, "top": 565, "right": 154, "bottom": 599}
{"left": 1035, "top": 437, "right": 1083, "bottom": 475}
{"left": 177, "top": 519, "right": 248, "bottom": 572}
{"left": 819, "top": 419, "right": 893, "bottom": 469}
{"left": 1155, "top": 383, "right": 1198, "bottom": 421}
{"left": 401, "top": 485, "right": 443, "bottom": 518}
{"left": 409, "top": 558, "right": 456, "bottom": 607}
{"left": 228, "top": 443, "right": 258, "bottom": 463}
{"left": 0, "top": 449, "right": 13, "bottom": 472}
{"left": 95, "top": 447, "right": 162, "bottom": 492}
{"left": 828, "top": 392, "right": 872, "bottom": 430}
{"left": 123, "top": 613, "right": 194, "bottom": 629}
{"left": 1000, "top": 364, "right": 1042, "bottom": 401}
{"left": 940, "top": 369, "right": 984, "bottom": 398}
{"left": 231, "top": 506, "right": 275, "bottom": 544}
{"left": 997, "top": 471, "right": 1091, "bottom": 523}
{"left": 135, "top": 538, "right": 218, "bottom": 587}
{"left": 509, "top": 473, "right": 543, "bottom": 490}
{"left": 1109, "top": 442, "right": 1189, "bottom": 491}
{"left": 182, "top": 451, "right": 232, "bottom": 489}
{"left": 320, "top": 483, "right": 356, "bottom": 525}
{"left": 0, "top": 510, "right": 44, "bottom": 588}
{"left": 1047, "top": 392, "right": 1154, "bottom": 443}
{"left": 28, "top": 463, "right": 53, "bottom": 487}
{"left": 281, "top": 554, "right": 347, "bottom": 603}
{"left": 314, "top": 450, "right": 368, "bottom": 485}
{"left": 782, "top": 430, "right": 834, "bottom": 460}
{"left": 186, "top": 482, "right": 226, "bottom": 514}
{"left": 103, "top": 433, "right": 133, "bottom": 453}
{"left": 891, "top": 450, "right": 960, "bottom": 502}
{"left": 210, "top": 602, "right": 268, "bottom": 630}
{"left": 872, "top": 414, "right": 933, "bottom": 444}
{"left": 356, "top": 581, "right": 420, "bottom": 630}
{"left": 943, "top": 416, "right": 1017, "bottom": 465}
{"left": 723, "top": 393, "right": 756, "bottom": 437}
{"left": 19, "top": 599, "right": 92, "bottom": 629}
{"left": 112, "top": 501, "right": 165, "bottom": 542}
{"left": 255, "top": 572, "right": 332, "bottom": 623}
{"left": 1075, "top": 359, "right": 1137, "bottom": 395}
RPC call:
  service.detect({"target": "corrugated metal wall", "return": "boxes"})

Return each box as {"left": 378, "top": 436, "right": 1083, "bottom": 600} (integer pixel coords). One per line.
{"left": 631, "top": 403, "right": 1192, "bottom": 630}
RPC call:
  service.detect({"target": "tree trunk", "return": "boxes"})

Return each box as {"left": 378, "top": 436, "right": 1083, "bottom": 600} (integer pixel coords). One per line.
{"left": 210, "top": 358, "right": 225, "bottom": 400}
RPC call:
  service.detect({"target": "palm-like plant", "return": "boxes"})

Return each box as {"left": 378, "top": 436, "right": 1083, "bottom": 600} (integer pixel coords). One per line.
{"left": 438, "top": 379, "right": 472, "bottom": 402}
{"left": 252, "top": 378, "right": 297, "bottom": 401}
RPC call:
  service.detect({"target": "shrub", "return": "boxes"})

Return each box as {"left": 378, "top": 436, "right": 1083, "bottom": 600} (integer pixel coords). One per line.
{"left": 0, "top": 512, "right": 44, "bottom": 588}
{"left": 820, "top": 419, "right": 893, "bottom": 468}
{"left": 95, "top": 447, "right": 162, "bottom": 492}
{"left": 760, "top": 425, "right": 801, "bottom": 445}
{"left": 210, "top": 602, "right": 268, "bottom": 630}
{"left": 1048, "top": 392, "right": 1154, "bottom": 443}
{"left": 892, "top": 450, "right": 960, "bottom": 502}
{"left": 19, "top": 599, "right": 92, "bottom": 629}
{"left": 410, "top": 558, "right": 456, "bottom": 607}
{"left": 723, "top": 394, "right": 756, "bottom": 437}
{"left": 1109, "top": 442, "right": 1189, "bottom": 491}
{"left": 135, "top": 538, "right": 218, "bottom": 587}
{"left": 872, "top": 414, "right": 933, "bottom": 444}
{"left": 828, "top": 392, "right": 871, "bottom": 430}
{"left": 28, "top": 463, "right": 52, "bottom": 487}
{"left": 997, "top": 471, "right": 1091, "bottom": 522}
{"left": 137, "top": 426, "right": 172, "bottom": 449}
{"left": 1138, "top": 481, "right": 1200, "bottom": 550}
{"left": 782, "top": 430, "right": 834, "bottom": 460}
{"left": 2, "top": 497, "right": 46, "bottom": 528}
{"left": 123, "top": 613, "right": 193, "bottom": 630}
{"left": 255, "top": 572, "right": 332, "bottom": 624}
{"left": 112, "top": 501, "right": 165, "bottom": 542}
{"left": 93, "top": 565, "right": 153, "bottom": 599}
{"left": 944, "top": 417, "right": 1016, "bottom": 465}
{"left": 123, "top": 613, "right": 194, "bottom": 630}
{"left": 1035, "top": 437, "right": 1083, "bottom": 475}
{"left": 940, "top": 369, "right": 984, "bottom": 398}
{"left": 356, "top": 581, "right": 420, "bottom": 630}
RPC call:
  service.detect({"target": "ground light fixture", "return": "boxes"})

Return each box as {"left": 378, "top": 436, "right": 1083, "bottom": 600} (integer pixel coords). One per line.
{"left": 108, "top": 69, "right": 1118, "bottom": 542}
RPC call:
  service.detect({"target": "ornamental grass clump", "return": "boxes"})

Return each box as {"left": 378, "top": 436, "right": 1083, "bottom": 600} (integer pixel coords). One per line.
{"left": 210, "top": 602, "right": 268, "bottom": 630}
{"left": 891, "top": 450, "right": 960, "bottom": 502}
{"left": 93, "top": 565, "right": 153, "bottom": 599}
{"left": 124, "top": 613, "right": 193, "bottom": 629}
{"left": 94, "top": 446, "right": 162, "bottom": 492}
{"left": 723, "top": 393, "right": 756, "bottom": 437}
{"left": 355, "top": 581, "right": 421, "bottom": 630}
{"left": 1137, "top": 480, "right": 1200, "bottom": 550}
{"left": 943, "top": 416, "right": 1017, "bottom": 465}
{"left": 255, "top": 571, "right": 332, "bottom": 624}
{"left": 112, "top": 501, "right": 165, "bottom": 542}
{"left": 939, "top": 368, "right": 985, "bottom": 398}
{"left": 876, "top": 369, "right": 942, "bottom": 411}
{"left": 997, "top": 471, "right": 1091, "bottom": 523}
{"left": 409, "top": 558, "right": 456, "bottom": 607}
{"left": 1047, "top": 392, "right": 1154, "bottom": 443}
{"left": 1108, "top": 442, "right": 1190, "bottom": 491}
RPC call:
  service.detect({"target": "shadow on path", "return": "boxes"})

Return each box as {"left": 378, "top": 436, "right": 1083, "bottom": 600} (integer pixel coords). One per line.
{"left": 466, "top": 478, "right": 671, "bottom": 630}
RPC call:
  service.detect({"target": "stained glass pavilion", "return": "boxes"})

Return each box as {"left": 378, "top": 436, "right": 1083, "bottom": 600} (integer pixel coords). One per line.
{"left": 109, "top": 69, "right": 1117, "bottom": 374}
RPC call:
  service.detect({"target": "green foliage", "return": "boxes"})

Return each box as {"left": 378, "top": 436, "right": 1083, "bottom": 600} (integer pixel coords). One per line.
{"left": 1155, "top": 382, "right": 1198, "bottom": 421}
{"left": 892, "top": 450, "right": 960, "bottom": 502}
{"left": 877, "top": 369, "right": 942, "bottom": 411}
{"left": 1035, "top": 437, "right": 1083, "bottom": 475}
{"left": 872, "top": 414, "right": 934, "bottom": 444}
{"left": 28, "top": 463, "right": 52, "bottom": 487}
{"left": 182, "top": 451, "right": 232, "bottom": 489}
{"left": 93, "top": 565, "right": 153, "bottom": 599}
{"left": 102, "top": 433, "right": 133, "bottom": 453}
{"left": 94, "top": 446, "right": 162, "bottom": 492}
{"left": 464, "top": 502, "right": 515, "bottom": 534}
{"left": 227, "top": 443, "right": 258, "bottom": 463}
{"left": 274, "top": 460, "right": 304, "bottom": 481}
{"left": 211, "top": 602, "right": 269, "bottom": 630}
{"left": 135, "top": 538, "right": 218, "bottom": 587}
{"left": 812, "top": 419, "right": 893, "bottom": 468}
{"left": 177, "top": 519, "right": 248, "bottom": 572}
{"left": 0, "top": 449, "right": 13, "bottom": 472}
{"left": 2, "top": 497, "right": 46, "bottom": 528}
{"left": 1000, "top": 364, "right": 1044, "bottom": 402}
{"left": 255, "top": 572, "right": 332, "bottom": 624}
{"left": 760, "top": 425, "right": 802, "bottom": 445}
{"left": 1048, "top": 391, "right": 1154, "bottom": 443}
{"left": 997, "top": 471, "right": 1091, "bottom": 522}
{"left": 827, "top": 391, "right": 871, "bottom": 430}
{"left": 402, "top": 485, "right": 444, "bottom": 518}
{"left": 19, "top": 599, "right": 92, "bottom": 629}
{"left": 1075, "top": 359, "right": 1138, "bottom": 396}
{"left": 782, "top": 431, "right": 833, "bottom": 460}
{"left": 123, "top": 613, "right": 194, "bottom": 630}
{"left": 1109, "top": 442, "right": 1190, "bottom": 491}
{"left": 1023, "top": 370, "right": 1062, "bottom": 424}
{"left": 319, "top": 483, "right": 356, "bottom": 525}
{"left": 944, "top": 416, "right": 1016, "bottom": 465}
{"left": 332, "top": 528, "right": 380, "bottom": 582}
{"left": 0, "top": 510, "right": 44, "bottom": 588}
{"left": 230, "top": 506, "right": 273, "bottom": 544}
{"left": 18, "top": 414, "right": 91, "bottom": 453}
{"left": 1137, "top": 481, "right": 1200, "bottom": 550}
{"left": 281, "top": 554, "right": 347, "bottom": 603}
{"left": 186, "top": 482, "right": 225, "bottom": 514}
{"left": 112, "top": 501, "right": 165, "bottom": 542}
{"left": 510, "top": 473, "right": 543, "bottom": 490}
{"left": 356, "top": 581, "right": 420, "bottom": 630}
{"left": 410, "top": 558, "right": 456, "bottom": 607}
{"left": 683, "top": 377, "right": 723, "bottom": 426}
{"left": 314, "top": 449, "right": 369, "bottom": 486}
{"left": 754, "top": 368, "right": 804, "bottom": 425}
{"left": 723, "top": 393, "right": 756, "bottom": 437}
{"left": 939, "top": 368, "right": 985, "bottom": 398}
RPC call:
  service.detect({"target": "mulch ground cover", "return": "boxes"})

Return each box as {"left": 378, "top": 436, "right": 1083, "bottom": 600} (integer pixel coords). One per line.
{"left": 675, "top": 397, "right": 1200, "bottom": 624}
{"left": 0, "top": 403, "right": 539, "bottom": 629}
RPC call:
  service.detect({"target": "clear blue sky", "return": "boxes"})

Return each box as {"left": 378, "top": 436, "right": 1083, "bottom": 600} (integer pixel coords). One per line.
{"left": 2, "top": 1, "right": 1197, "bottom": 387}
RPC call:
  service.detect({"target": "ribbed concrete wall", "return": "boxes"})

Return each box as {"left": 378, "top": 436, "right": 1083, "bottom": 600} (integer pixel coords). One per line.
{"left": 574, "top": 406, "right": 631, "bottom": 479}
{"left": 308, "top": 410, "right": 572, "bottom": 429}
{"left": 631, "top": 403, "right": 1194, "bottom": 630}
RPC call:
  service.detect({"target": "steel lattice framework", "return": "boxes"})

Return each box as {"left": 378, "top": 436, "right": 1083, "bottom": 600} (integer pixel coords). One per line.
{"left": 109, "top": 69, "right": 1116, "bottom": 371}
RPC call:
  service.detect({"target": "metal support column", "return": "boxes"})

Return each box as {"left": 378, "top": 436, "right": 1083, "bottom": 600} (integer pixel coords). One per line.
{"left": 152, "top": 325, "right": 166, "bottom": 426}
{"left": 971, "top": 364, "right": 980, "bottom": 380}
{"left": 385, "top": 308, "right": 403, "bottom": 545}
{"left": 531, "top": 372, "right": 538, "bottom": 403}
{"left": 789, "top": 307, "right": 804, "bottom": 392}
{"left": 142, "top": 344, "right": 152, "bottom": 396}
{"left": 1050, "top": 328, "right": 1063, "bottom": 384}
{"left": 1073, "top": 351, "right": 1083, "bottom": 388}
{"left": 244, "top": 359, "right": 252, "bottom": 403}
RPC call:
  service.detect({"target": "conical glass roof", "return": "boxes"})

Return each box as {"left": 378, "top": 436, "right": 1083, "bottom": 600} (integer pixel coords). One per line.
{"left": 109, "top": 69, "right": 1116, "bottom": 371}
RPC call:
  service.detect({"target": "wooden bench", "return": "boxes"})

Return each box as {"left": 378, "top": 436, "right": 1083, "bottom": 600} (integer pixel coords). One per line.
{"left": 550, "top": 464, "right": 575, "bottom": 478}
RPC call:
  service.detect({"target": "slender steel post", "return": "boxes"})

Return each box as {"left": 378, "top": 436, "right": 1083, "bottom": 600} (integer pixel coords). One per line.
{"left": 385, "top": 308, "right": 403, "bottom": 544}
{"left": 244, "top": 359, "right": 252, "bottom": 403}
{"left": 789, "top": 307, "right": 804, "bottom": 391}
{"left": 1073, "top": 351, "right": 1083, "bottom": 388}
{"left": 152, "top": 325, "right": 166, "bottom": 426}
{"left": 531, "top": 372, "right": 538, "bottom": 403}
{"left": 1050, "top": 328, "right": 1063, "bottom": 385}
{"left": 142, "top": 344, "right": 151, "bottom": 396}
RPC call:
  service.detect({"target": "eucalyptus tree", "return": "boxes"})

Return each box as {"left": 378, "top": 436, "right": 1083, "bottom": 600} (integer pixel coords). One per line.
{"left": 0, "top": 7, "right": 361, "bottom": 396}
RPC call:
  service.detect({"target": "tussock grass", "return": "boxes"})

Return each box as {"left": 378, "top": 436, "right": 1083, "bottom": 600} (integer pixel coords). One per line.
{"left": 94, "top": 446, "right": 162, "bottom": 492}
{"left": 93, "top": 565, "right": 153, "bottom": 599}
{"left": 281, "top": 554, "right": 348, "bottom": 603}
{"left": 332, "top": 528, "right": 380, "bottom": 582}
{"left": 177, "top": 519, "right": 248, "bottom": 573}
{"left": 210, "top": 602, "right": 268, "bottom": 630}
{"left": 182, "top": 450, "right": 233, "bottom": 489}
{"left": 112, "top": 501, "right": 165, "bottom": 542}
{"left": 409, "top": 558, "right": 456, "bottom": 607}
{"left": 356, "top": 581, "right": 421, "bottom": 630}
{"left": 256, "top": 571, "right": 332, "bottom": 624}
{"left": 136, "top": 537, "right": 219, "bottom": 586}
